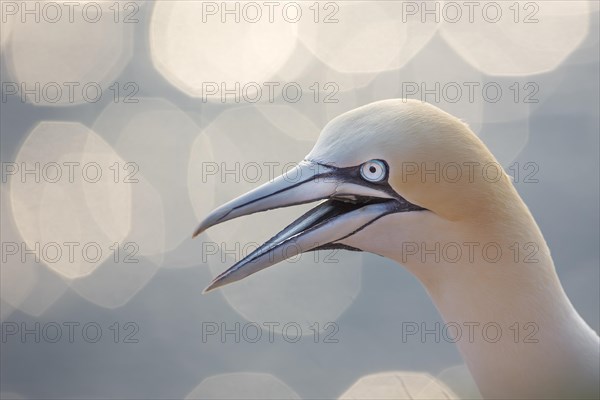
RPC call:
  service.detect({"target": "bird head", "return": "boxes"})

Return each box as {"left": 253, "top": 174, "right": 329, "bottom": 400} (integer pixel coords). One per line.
{"left": 194, "top": 99, "right": 517, "bottom": 292}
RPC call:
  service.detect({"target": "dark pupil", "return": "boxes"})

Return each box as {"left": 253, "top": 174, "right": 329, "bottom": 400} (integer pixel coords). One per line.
{"left": 369, "top": 166, "right": 377, "bottom": 173}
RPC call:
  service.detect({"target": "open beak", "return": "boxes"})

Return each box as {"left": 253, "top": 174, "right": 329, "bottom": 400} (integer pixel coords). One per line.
{"left": 194, "top": 160, "right": 423, "bottom": 293}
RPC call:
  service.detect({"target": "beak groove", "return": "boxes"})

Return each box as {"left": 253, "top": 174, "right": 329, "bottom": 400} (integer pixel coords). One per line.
{"left": 192, "top": 161, "right": 337, "bottom": 238}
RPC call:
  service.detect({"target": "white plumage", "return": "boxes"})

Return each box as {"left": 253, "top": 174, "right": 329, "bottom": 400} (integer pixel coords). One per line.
{"left": 195, "top": 99, "right": 600, "bottom": 399}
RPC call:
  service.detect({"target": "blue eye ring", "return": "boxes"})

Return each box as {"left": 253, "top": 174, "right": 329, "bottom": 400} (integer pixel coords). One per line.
{"left": 360, "top": 159, "right": 387, "bottom": 182}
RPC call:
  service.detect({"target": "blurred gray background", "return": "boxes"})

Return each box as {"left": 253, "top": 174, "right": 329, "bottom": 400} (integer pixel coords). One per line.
{"left": 1, "top": 1, "right": 598, "bottom": 399}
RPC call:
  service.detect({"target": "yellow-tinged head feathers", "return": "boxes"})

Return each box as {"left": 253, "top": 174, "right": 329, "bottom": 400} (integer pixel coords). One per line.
{"left": 307, "top": 99, "right": 517, "bottom": 222}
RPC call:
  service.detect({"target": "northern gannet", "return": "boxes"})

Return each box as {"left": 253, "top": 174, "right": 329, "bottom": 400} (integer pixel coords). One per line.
{"left": 193, "top": 99, "right": 600, "bottom": 399}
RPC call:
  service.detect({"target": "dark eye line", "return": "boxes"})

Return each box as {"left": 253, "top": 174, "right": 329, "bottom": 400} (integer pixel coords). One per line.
{"left": 311, "top": 159, "right": 389, "bottom": 184}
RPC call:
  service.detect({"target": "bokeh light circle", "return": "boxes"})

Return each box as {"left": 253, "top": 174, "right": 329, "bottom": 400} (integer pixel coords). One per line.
{"left": 299, "top": 1, "right": 439, "bottom": 73}
{"left": 150, "top": 2, "right": 298, "bottom": 99}
{"left": 186, "top": 372, "right": 300, "bottom": 400}
{"left": 440, "top": 1, "right": 591, "bottom": 76}
{"left": 0, "top": 184, "right": 69, "bottom": 317}
{"left": 10, "top": 121, "right": 132, "bottom": 279}
{"left": 339, "top": 371, "right": 458, "bottom": 400}
{"left": 5, "top": 1, "right": 133, "bottom": 105}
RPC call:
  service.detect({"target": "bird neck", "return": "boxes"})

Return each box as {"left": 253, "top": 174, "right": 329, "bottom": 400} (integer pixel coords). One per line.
{"left": 397, "top": 207, "right": 600, "bottom": 399}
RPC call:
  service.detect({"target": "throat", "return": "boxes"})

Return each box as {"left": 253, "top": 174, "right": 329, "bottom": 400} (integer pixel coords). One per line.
{"left": 345, "top": 203, "right": 600, "bottom": 398}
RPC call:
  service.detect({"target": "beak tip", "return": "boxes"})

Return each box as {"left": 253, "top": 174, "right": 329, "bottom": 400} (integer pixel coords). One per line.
{"left": 193, "top": 210, "right": 231, "bottom": 239}
{"left": 202, "top": 280, "right": 222, "bottom": 294}
{"left": 192, "top": 223, "right": 208, "bottom": 239}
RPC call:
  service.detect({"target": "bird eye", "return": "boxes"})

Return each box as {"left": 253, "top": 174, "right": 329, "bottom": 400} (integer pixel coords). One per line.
{"left": 360, "top": 160, "right": 387, "bottom": 182}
